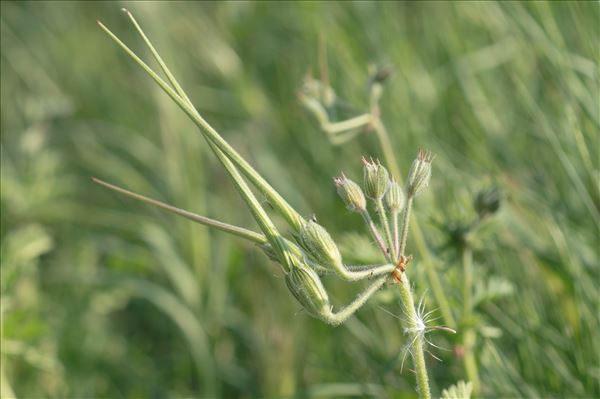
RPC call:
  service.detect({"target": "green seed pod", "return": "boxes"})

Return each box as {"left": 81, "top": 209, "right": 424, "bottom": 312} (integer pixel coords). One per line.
{"left": 474, "top": 186, "right": 501, "bottom": 219}
{"left": 362, "top": 157, "right": 390, "bottom": 200}
{"left": 285, "top": 262, "right": 330, "bottom": 317}
{"left": 334, "top": 174, "right": 366, "bottom": 212}
{"left": 298, "top": 220, "right": 342, "bottom": 269}
{"left": 406, "top": 149, "right": 434, "bottom": 198}
{"left": 260, "top": 237, "right": 303, "bottom": 263}
{"left": 385, "top": 178, "right": 405, "bottom": 212}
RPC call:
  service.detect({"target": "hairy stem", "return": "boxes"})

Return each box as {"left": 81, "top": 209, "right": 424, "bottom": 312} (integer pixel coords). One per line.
{"left": 360, "top": 210, "right": 393, "bottom": 263}
{"left": 392, "top": 209, "right": 400, "bottom": 257}
{"left": 398, "top": 275, "right": 431, "bottom": 399}
{"left": 395, "top": 196, "right": 432, "bottom": 398}
{"left": 323, "top": 275, "right": 388, "bottom": 326}
{"left": 376, "top": 198, "right": 396, "bottom": 261}
{"left": 398, "top": 198, "right": 413, "bottom": 256}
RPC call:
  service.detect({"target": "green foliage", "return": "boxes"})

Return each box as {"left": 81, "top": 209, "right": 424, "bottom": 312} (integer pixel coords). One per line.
{"left": 1, "top": 1, "right": 598, "bottom": 398}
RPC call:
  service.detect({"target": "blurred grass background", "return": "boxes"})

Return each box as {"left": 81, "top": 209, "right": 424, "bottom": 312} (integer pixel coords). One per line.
{"left": 1, "top": 1, "right": 598, "bottom": 398}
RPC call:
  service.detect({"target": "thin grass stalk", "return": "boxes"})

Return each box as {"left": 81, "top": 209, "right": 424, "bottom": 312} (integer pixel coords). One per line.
{"left": 462, "top": 246, "right": 480, "bottom": 395}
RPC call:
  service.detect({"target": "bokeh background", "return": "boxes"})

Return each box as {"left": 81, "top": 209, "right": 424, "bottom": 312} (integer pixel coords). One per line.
{"left": 1, "top": 1, "right": 598, "bottom": 398}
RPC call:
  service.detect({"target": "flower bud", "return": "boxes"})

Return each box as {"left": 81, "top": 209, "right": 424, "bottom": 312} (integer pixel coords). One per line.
{"left": 297, "top": 220, "right": 342, "bottom": 269}
{"left": 362, "top": 157, "right": 389, "bottom": 200}
{"left": 474, "top": 186, "right": 501, "bottom": 219}
{"left": 406, "top": 149, "right": 434, "bottom": 197}
{"left": 384, "top": 178, "right": 405, "bottom": 212}
{"left": 284, "top": 262, "right": 330, "bottom": 317}
{"left": 334, "top": 173, "right": 366, "bottom": 212}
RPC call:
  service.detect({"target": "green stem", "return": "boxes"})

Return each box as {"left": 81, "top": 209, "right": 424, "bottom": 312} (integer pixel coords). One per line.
{"left": 376, "top": 198, "right": 396, "bottom": 260}
{"left": 323, "top": 275, "right": 388, "bottom": 326}
{"left": 360, "top": 210, "right": 393, "bottom": 263}
{"left": 91, "top": 177, "right": 267, "bottom": 244}
{"left": 398, "top": 198, "right": 413, "bottom": 256}
{"left": 394, "top": 196, "right": 431, "bottom": 398}
{"left": 463, "top": 246, "right": 473, "bottom": 316}
{"left": 398, "top": 275, "right": 431, "bottom": 399}
{"left": 462, "top": 246, "right": 480, "bottom": 395}
{"left": 373, "top": 120, "right": 401, "bottom": 179}
{"left": 391, "top": 209, "right": 400, "bottom": 257}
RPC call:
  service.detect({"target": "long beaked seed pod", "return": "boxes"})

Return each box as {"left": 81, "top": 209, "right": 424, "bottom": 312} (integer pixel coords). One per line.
{"left": 406, "top": 149, "right": 434, "bottom": 198}
{"left": 297, "top": 220, "right": 342, "bottom": 269}
{"left": 285, "top": 261, "right": 331, "bottom": 318}
{"left": 362, "top": 157, "right": 390, "bottom": 200}
{"left": 334, "top": 174, "right": 366, "bottom": 212}
{"left": 385, "top": 178, "right": 405, "bottom": 212}
{"left": 260, "top": 237, "right": 305, "bottom": 265}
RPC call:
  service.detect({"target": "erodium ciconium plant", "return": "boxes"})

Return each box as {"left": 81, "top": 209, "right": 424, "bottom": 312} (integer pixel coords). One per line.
{"left": 94, "top": 9, "right": 455, "bottom": 399}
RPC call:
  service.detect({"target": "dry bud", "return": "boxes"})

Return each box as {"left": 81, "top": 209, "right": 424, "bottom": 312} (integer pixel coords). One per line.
{"left": 385, "top": 178, "right": 405, "bottom": 212}
{"left": 362, "top": 157, "right": 390, "bottom": 200}
{"left": 406, "top": 149, "right": 434, "bottom": 198}
{"left": 334, "top": 173, "right": 366, "bottom": 212}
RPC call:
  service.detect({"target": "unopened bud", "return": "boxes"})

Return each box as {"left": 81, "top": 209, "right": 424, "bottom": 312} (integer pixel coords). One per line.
{"left": 334, "top": 174, "right": 366, "bottom": 212}
{"left": 298, "top": 220, "right": 342, "bottom": 269}
{"left": 474, "top": 186, "right": 501, "bottom": 219}
{"left": 406, "top": 149, "right": 434, "bottom": 197}
{"left": 385, "top": 178, "right": 405, "bottom": 212}
{"left": 285, "top": 262, "right": 330, "bottom": 317}
{"left": 363, "top": 157, "right": 390, "bottom": 200}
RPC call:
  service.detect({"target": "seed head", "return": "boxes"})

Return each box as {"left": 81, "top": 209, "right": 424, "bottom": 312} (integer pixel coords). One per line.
{"left": 385, "top": 178, "right": 405, "bottom": 212}
{"left": 372, "top": 64, "right": 393, "bottom": 84}
{"left": 362, "top": 157, "right": 390, "bottom": 200}
{"left": 285, "top": 261, "right": 330, "bottom": 317}
{"left": 297, "top": 220, "right": 342, "bottom": 269}
{"left": 334, "top": 173, "right": 366, "bottom": 212}
{"left": 406, "top": 149, "right": 434, "bottom": 198}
